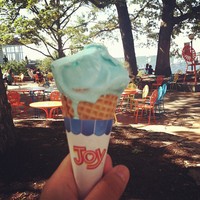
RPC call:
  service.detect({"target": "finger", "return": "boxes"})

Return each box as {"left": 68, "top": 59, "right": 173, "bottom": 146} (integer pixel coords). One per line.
{"left": 40, "top": 154, "right": 78, "bottom": 200}
{"left": 85, "top": 165, "right": 130, "bottom": 200}
{"left": 103, "top": 154, "right": 113, "bottom": 174}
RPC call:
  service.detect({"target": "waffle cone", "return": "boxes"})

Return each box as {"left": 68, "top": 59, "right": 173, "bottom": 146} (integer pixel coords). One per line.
{"left": 61, "top": 94, "right": 118, "bottom": 120}
{"left": 61, "top": 95, "right": 74, "bottom": 118}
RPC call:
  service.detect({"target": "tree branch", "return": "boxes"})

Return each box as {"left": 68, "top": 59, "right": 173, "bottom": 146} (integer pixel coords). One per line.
{"left": 174, "top": 5, "right": 200, "bottom": 24}
{"left": 87, "top": 0, "right": 110, "bottom": 8}
{"left": 19, "top": 42, "right": 54, "bottom": 59}
{"left": 131, "top": 0, "right": 152, "bottom": 21}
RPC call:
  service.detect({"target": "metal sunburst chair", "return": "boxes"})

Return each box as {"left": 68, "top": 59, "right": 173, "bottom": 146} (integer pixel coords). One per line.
{"left": 50, "top": 90, "right": 62, "bottom": 118}
{"left": 134, "top": 90, "right": 158, "bottom": 124}
{"left": 7, "top": 91, "right": 27, "bottom": 116}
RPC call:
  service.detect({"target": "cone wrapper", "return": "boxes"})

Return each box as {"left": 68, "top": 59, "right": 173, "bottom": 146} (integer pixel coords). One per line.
{"left": 64, "top": 118, "right": 113, "bottom": 199}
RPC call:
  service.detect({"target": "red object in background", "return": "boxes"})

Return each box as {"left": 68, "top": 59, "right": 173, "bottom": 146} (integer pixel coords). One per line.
{"left": 182, "top": 45, "right": 198, "bottom": 85}
{"left": 182, "top": 45, "right": 196, "bottom": 62}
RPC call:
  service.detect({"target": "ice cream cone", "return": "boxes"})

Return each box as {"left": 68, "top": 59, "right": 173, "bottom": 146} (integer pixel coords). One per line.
{"left": 62, "top": 94, "right": 118, "bottom": 198}
{"left": 51, "top": 43, "right": 129, "bottom": 198}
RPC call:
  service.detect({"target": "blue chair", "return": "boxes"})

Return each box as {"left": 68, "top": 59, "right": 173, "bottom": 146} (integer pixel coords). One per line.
{"left": 160, "top": 83, "right": 167, "bottom": 111}
{"left": 155, "top": 86, "right": 163, "bottom": 113}
{"left": 155, "top": 84, "right": 167, "bottom": 113}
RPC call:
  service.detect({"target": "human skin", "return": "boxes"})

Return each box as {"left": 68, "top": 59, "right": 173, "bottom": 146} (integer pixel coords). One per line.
{"left": 40, "top": 154, "right": 130, "bottom": 200}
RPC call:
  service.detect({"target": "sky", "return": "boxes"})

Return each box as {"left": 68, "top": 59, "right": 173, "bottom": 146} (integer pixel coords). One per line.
{"left": 23, "top": 33, "right": 200, "bottom": 61}
{"left": 107, "top": 34, "right": 200, "bottom": 58}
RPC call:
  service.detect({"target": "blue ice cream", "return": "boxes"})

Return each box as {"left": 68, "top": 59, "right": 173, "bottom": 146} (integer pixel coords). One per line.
{"left": 51, "top": 43, "right": 129, "bottom": 118}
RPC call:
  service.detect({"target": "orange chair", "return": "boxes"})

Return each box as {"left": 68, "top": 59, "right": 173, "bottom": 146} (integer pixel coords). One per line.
{"left": 152, "top": 75, "right": 164, "bottom": 89}
{"left": 7, "top": 91, "right": 27, "bottom": 116}
{"left": 50, "top": 90, "right": 61, "bottom": 117}
{"left": 134, "top": 90, "right": 158, "bottom": 124}
{"left": 50, "top": 90, "right": 61, "bottom": 101}
{"left": 34, "top": 74, "right": 39, "bottom": 83}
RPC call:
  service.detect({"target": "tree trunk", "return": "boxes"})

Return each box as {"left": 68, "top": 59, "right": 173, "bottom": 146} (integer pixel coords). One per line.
{"left": 58, "top": 36, "right": 65, "bottom": 58}
{"left": 0, "top": 67, "right": 16, "bottom": 154}
{"left": 155, "top": 0, "right": 176, "bottom": 77}
{"left": 155, "top": 24, "right": 173, "bottom": 77}
{"left": 115, "top": 1, "right": 138, "bottom": 76}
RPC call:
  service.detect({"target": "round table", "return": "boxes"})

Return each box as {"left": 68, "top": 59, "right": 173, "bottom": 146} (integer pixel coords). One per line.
{"left": 29, "top": 101, "right": 62, "bottom": 118}
{"left": 8, "top": 86, "right": 45, "bottom": 93}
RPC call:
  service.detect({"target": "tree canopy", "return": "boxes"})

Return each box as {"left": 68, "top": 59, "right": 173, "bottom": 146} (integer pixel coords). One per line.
{"left": 0, "top": 0, "right": 100, "bottom": 59}
{"left": 0, "top": 0, "right": 199, "bottom": 75}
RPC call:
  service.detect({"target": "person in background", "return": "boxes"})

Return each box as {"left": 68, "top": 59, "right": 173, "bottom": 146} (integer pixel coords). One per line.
{"left": 7, "top": 68, "right": 14, "bottom": 85}
{"left": 35, "top": 68, "right": 44, "bottom": 84}
{"left": 46, "top": 71, "right": 53, "bottom": 81}
{"left": 3, "top": 70, "right": 8, "bottom": 82}
{"left": 3, "top": 55, "right": 8, "bottom": 63}
{"left": 27, "top": 68, "right": 34, "bottom": 81}
{"left": 2, "top": 70, "right": 8, "bottom": 89}
{"left": 25, "top": 56, "right": 29, "bottom": 64}
{"left": 148, "top": 65, "right": 154, "bottom": 74}
{"left": 145, "top": 63, "right": 149, "bottom": 74}
{"left": 40, "top": 154, "right": 130, "bottom": 200}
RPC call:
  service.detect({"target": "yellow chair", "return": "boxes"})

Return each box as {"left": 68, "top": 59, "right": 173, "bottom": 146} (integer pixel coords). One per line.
{"left": 127, "top": 82, "right": 137, "bottom": 89}
{"left": 130, "top": 85, "right": 149, "bottom": 110}
{"left": 170, "top": 73, "right": 179, "bottom": 90}
{"left": 137, "top": 70, "right": 144, "bottom": 78}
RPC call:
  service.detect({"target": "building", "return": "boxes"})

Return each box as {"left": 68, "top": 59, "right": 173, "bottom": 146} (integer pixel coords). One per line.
{"left": 2, "top": 44, "right": 24, "bottom": 62}
{"left": 0, "top": 44, "right": 24, "bottom": 64}
{"left": 0, "top": 38, "right": 24, "bottom": 64}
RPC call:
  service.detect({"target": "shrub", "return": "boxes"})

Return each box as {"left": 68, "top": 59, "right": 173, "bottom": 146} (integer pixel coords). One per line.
{"left": 2, "top": 60, "right": 28, "bottom": 76}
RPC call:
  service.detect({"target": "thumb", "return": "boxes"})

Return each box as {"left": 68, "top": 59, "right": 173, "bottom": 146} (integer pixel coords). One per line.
{"left": 85, "top": 165, "right": 130, "bottom": 200}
